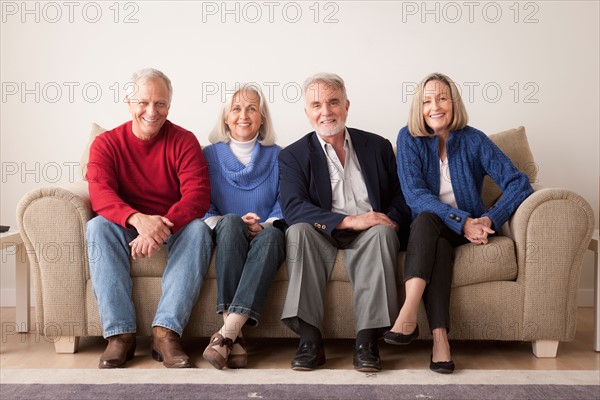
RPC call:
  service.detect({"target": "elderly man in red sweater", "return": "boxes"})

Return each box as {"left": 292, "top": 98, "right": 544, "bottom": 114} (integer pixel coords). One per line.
{"left": 85, "top": 68, "right": 212, "bottom": 369}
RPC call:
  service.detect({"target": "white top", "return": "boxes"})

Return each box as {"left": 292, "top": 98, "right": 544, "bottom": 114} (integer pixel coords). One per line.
{"left": 316, "top": 129, "right": 372, "bottom": 216}
{"left": 439, "top": 159, "right": 458, "bottom": 209}
{"left": 229, "top": 134, "right": 259, "bottom": 166}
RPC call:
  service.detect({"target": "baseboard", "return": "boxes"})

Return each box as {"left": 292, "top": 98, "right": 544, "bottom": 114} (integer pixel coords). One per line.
{"left": 578, "top": 288, "right": 594, "bottom": 307}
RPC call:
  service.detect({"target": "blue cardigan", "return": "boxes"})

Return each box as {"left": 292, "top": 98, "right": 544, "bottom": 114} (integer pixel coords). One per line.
{"left": 396, "top": 125, "right": 533, "bottom": 234}
{"left": 202, "top": 142, "right": 283, "bottom": 221}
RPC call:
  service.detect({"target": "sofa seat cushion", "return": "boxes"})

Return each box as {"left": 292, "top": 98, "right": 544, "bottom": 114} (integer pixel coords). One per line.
{"left": 452, "top": 236, "right": 518, "bottom": 287}
{"left": 397, "top": 236, "right": 517, "bottom": 288}
{"left": 129, "top": 235, "right": 517, "bottom": 289}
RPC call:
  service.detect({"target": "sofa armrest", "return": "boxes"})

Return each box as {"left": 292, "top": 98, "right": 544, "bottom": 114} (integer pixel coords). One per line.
{"left": 504, "top": 186, "right": 594, "bottom": 341}
{"left": 16, "top": 181, "right": 93, "bottom": 336}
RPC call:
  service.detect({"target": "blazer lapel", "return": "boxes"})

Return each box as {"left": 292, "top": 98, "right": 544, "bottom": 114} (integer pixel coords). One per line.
{"left": 350, "top": 129, "right": 381, "bottom": 211}
{"left": 308, "top": 133, "right": 333, "bottom": 209}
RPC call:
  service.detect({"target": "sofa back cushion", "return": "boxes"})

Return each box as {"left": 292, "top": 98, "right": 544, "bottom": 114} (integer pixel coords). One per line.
{"left": 78, "top": 123, "right": 107, "bottom": 181}
{"left": 483, "top": 126, "right": 537, "bottom": 209}
{"left": 80, "top": 123, "right": 536, "bottom": 210}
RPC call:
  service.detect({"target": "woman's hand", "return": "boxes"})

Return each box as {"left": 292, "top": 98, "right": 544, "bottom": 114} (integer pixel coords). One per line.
{"left": 242, "top": 212, "right": 263, "bottom": 238}
{"left": 463, "top": 216, "right": 495, "bottom": 244}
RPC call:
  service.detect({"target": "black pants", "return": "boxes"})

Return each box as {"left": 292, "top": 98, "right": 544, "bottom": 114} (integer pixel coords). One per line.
{"left": 403, "top": 212, "right": 469, "bottom": 333}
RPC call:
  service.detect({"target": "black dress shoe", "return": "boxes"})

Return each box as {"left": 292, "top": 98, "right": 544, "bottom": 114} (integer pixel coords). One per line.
{"left": 353, "top": 343, "right": 381, "bottom": 372}
{"left": 291, "top": 341, "right": 325, "bottom": 371}
{"left": 429, "top": 354, "right": 455, "bottom": 374}
{"left": 383, "top": 325, "right": 419, "bottom": 345}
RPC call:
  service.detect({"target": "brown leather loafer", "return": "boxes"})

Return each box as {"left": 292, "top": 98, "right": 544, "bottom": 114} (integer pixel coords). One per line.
{"left": 227, "top": 336, "right": 247, "bottom": 369}
{"left": 151, "top": 326, "right": 192, "bottom": 368}
{"left": 99, "top": 333, "right": 136, "bottom": 369}
{"left": 203, "top": 332, "right": 233, "bottom": 370}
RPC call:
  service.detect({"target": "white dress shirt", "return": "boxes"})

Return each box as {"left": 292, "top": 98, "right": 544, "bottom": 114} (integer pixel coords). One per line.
{"left": 316, "top": 129, "right": 372, "bottom": 216}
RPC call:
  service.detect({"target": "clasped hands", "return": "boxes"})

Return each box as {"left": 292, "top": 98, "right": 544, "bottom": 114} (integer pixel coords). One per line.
{"left": 463, "top": 216, "right": 494, "bottom": 245}
{"left": 242, "top": 212, "right": 263, "bottom": 239}
{"left": 128, "top": 213, "right": 173, "bottom": 260}
{"left": 337, "top": 211, "right": 399, "bottom": 231}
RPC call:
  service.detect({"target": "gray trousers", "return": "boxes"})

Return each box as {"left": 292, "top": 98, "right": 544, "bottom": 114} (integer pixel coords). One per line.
{"left": 281, "top": 223, "right": 400, "bottom": 334}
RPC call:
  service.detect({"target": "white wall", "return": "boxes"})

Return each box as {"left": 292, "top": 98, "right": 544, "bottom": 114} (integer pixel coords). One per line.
{"left": 1, "top": 1, "right": 598, "bottom": 305}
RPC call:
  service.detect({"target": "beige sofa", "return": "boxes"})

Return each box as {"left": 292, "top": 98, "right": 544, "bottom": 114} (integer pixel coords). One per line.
{"left": 17, "top": 125, "right": 594, "bottom": 358}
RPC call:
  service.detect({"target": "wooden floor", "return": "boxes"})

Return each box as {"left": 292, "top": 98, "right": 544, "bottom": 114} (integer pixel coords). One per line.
{"left": 1, "top": 307, "right": 599, "bottom": 370}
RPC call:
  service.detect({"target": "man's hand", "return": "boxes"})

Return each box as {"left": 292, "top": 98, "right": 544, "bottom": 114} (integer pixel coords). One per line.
{"left": 130, "top": 236, "right": 160, "bottom": 260}
{"left": 336, "top": 211, "right": 399, "bottom": 231}
{"left": 126, "top": 213, "right": 174, "bottom": 258}
{"left": 463, "top": 216, "right": 495, "bottom": 244}
{"left": 242, "top": 212, "right": 263, "bottom": 239}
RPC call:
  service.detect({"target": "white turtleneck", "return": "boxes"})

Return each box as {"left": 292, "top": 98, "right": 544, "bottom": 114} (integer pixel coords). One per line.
{"left": 229, "top": 134, "right": 258, "bottom": 165}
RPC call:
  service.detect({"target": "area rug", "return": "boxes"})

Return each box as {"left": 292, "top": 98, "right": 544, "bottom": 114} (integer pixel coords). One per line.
{"left": 2, "top": 369, "right": 599, "bottom": 400}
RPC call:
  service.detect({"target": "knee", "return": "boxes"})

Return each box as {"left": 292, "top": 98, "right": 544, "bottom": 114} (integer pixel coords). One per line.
{"left": 369, "top": 224, "right": 397, "bottom": 238}
{"left": 182, "top": 219, "right": 212, "bottom": 243}
{"left": 364, "top": 225, "right": 399, "bottom": 249}
{"left": 256, "top": 226, "right": 285, "bottom": 247}
{"left": 411, "top": 212, "right": 441, "bottom": 230}
{"left": 86, "top": 216, "right": 115, "bottom": 239}
{"left": 215, "top": 214, "right": 245, "bottom": 233}
{"left": 286, "top": 222, "right": 313, "bottom": 238}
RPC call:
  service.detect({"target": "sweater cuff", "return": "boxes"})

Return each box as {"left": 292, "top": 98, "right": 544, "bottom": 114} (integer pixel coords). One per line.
{"left": 260, "top": 217, "right": 278, "bottom": 229}
{"left": 443, "top": 209, "right": 471, "bottom": 235}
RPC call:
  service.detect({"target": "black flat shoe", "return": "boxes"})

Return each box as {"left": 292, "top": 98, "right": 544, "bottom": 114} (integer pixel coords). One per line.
{"left": 291, "top": 341, "right": 325, "bottom": 371}
{"left": 353, "top": 343, "right": 381, "bottom": 372}
{"left": 383, "top": 325, "right": 419, "bottom": 345}
{"left": 429, "top": 354, "right": 455, "bottom": 374}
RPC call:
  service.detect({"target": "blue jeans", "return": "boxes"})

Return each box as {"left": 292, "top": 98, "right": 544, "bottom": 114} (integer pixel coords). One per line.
{"left": 87, "top": 216, "right": 212, "bottom": 338}
{"left": 213, "top": 214, "right": 285, "bottom": 326}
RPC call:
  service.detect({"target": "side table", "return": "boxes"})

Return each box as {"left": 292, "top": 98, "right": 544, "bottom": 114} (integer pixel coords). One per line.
{"left": 589, "top": 229, "right": 599, "bottom": 351}
{"left": 0, "top": 229, "right": 30, "bottom": 332}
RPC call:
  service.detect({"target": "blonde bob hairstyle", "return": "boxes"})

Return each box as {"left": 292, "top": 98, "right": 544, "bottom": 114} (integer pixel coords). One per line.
{"left": 407, "top": 72, "right": 468, "bottom": 137}
{"left": 208, "top": 84, "right": 277, "bottom": 146}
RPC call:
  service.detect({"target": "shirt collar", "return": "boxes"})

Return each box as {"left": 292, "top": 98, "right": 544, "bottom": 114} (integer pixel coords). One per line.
{"left": 316, "top": 128, "right": 351, "bottom": 154}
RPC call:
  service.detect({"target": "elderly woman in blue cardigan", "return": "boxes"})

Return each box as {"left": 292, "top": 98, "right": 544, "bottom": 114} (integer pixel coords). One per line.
{"left": 201, "top": 85, "right": 285, "bottom": 369}
{"left": 389, "top": 72, "right": 533, "bottom": 374}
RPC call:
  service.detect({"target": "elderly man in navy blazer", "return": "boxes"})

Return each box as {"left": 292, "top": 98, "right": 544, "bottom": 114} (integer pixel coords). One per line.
{"left": 279, "top": 73, "right": 411, "bottom": 372}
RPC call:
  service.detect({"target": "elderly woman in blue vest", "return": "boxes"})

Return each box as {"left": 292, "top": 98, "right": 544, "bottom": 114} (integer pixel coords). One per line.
{"left": 201, "top": 85, "right": 285, "bottom": 369}
{"left": 389, "top": 72, "right": 533, "bottom": 374}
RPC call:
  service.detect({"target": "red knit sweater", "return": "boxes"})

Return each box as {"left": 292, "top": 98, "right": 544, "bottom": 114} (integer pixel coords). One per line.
{"left": 87, "top": 120, "right": 210, "bottom": 233}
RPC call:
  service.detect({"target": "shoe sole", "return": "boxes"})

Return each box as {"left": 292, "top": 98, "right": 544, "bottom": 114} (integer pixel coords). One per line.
{"left": 383, "top": 337, "right": 415, "bottom": 346}
{"left": 98, "top": 345, "right": 136, "bottom": 369}
{"left": 354, "top": 365, "right": 382, "bottom": 373}
{"left": 291, "top": 357, "right": 326, "bottom": 371}
{"left": 430, "top": 367, "right": 454, "bottom": 374}
{"left": 153, "top": 349, "right": 192, "bottom": 368}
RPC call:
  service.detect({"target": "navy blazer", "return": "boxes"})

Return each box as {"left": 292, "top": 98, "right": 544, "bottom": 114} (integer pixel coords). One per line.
{"left": 279, "top": 128, "right": 411, "bottom": 249}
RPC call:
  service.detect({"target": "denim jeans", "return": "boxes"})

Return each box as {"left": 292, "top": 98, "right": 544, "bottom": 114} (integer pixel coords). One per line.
{"left": 87, "top": 216, "right": 212, "bottom": 338}
{"left": 213, "top": 214, "right": 285, "bottom": 326}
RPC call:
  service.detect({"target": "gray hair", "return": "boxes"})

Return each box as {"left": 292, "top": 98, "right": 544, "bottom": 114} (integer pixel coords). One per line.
{"left": 302, "top": 72, "right": 348, "bottom": 101}
{"left": 208, "top": 84, "right": 277, "bottom": 146}
{"left": 128, "top": 68, "right": 173, "bottom": 103}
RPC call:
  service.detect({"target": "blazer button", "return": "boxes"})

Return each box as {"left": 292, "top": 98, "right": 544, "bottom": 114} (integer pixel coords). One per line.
{"left": 314, "top": 223, "right": 321, "bottom": 229}
{"left": 322, "top": 224, "right": 327, "bottom": 230}
{"left": 456, "top": 217, "right": 462, "bottom": 222}
{"left": 449, "top": 213, "right": 456, "bottom": 219}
